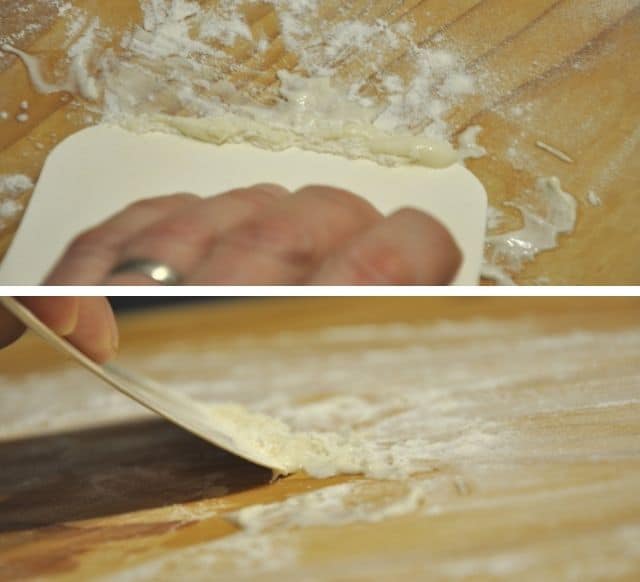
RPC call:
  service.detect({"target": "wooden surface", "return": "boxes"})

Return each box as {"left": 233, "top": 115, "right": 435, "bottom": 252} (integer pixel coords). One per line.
{"left": 0, "top": 1, "right": 639, "bottom": 284}
{"left": 0, "top": 297, "right": 639, "bottom": 580}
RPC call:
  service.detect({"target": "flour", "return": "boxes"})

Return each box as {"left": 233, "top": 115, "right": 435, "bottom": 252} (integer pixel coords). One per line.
{"left": 0, "top": 174, "right": 34, "bottom": 229}
{"left": 0, "top": 199, "right": 22, "bottom": 219}
{"left": 102, "top": 1, "right": 471, "bottom": 168}
{"left": 134, "top": 0, "right": 222, "bottom": 59}
{"left": 372, "top": 46, "right": 475, "bottom": 141}
{"left": 200, "top": 12, "right": 253, "bottom": 46}
{"left": 67, "top": 17, "right": 101, "bottom": 101}
{"left": 228, "top": 479, "right": 432, "bottom": 532}
{"left": 0, "top": 0, "right": 73, "bottom": 46}
{"left": 3, "top": 319, "right": 638, "bottom": 467}
{"left": 0, "top": 174, "right": 34, "bottom": 195}
{"left": 2, "top": 0, "right": 478, "bottom": 169}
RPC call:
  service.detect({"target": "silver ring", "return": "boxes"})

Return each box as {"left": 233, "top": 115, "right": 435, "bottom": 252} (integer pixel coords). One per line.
{"left": 109, "top": 258, "right": 183, "bottom": 285}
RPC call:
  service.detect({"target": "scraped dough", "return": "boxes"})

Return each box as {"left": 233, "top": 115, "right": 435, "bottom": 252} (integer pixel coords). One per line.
{"left": 128, "top": 112, "right": 459, "bottom": 169}
{"left": 207, "top": 403, "right": 366, "bottom": 478}
{"left": 122, "top": 73, "right": 460, "bottom": 169}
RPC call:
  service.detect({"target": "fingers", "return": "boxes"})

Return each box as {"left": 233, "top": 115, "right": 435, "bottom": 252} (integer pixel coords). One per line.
{"left": 0, "top": 296, "right": 80, "bottom": 351}
{"left": 65, "top": 297, "right": 119, "bottom": 363}
{"left": 45, "top": 194, "right": 200, "bottom": 285}
{"left": 19, "top": 297, "right": 79, "bottom": 334}
{"left": 188, "top": 185, "right": 382, "bottom": 284}
{"left": 309, "top": 208, "right": 462, "bottom": 285}
{"left": 105, "top": 184, "right": 289, "bottom": 285}
{"left": 0, "top": 298, "right": 117, "bottom": 363}
{"left": 44, "top": 184, "right": 461, "bottom": 286}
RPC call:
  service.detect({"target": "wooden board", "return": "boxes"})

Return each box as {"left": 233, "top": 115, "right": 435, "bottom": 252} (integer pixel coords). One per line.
{"left": 1, "top": 1, "right": 639, "bottom": 284}
{"left": 0, "top": 297, "right": 639, "bottom": 580}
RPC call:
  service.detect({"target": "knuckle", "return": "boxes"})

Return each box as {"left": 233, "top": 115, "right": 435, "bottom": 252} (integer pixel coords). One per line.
{"left": 66, "top": 227, "right": 105, "bottom": 253}
{"left": 224, "top": 187, "right": 281, "bottom": 210}
{"left": 296, "top": 185, "right": 375, "bottom": 216}
{"left": 395, "top": 208, "right": 462, "bottom": 266}
{"left": 250, "top": 183, "right": 290, "bottom": 197}
{"left": 61, "top": 227, "right": 118, "bottom": 270}
{"left": 141, "top": 216, "right": 202, "bottom": 242}
{"left": 395, "top": 208, "right": 451, "bottom": 242}
{"left": 124, "top": 224, "right": 201, "bottom": 263}
{"left": 66, "top": 222, "right": 130, "bottom": 254}
{"left": 125, "top": 198, "right": 160, "bottom": 213}
{"left": 125, "top": 193, "right": 197, "bottom": 213}
{"left": 224, "top": 214, "right": 314, "bottom": 265}
{"left": 344, "top": 243, "right": 413, "bottom": 284}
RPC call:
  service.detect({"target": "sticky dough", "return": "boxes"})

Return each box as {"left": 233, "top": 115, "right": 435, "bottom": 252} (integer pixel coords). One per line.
{"left": 122, "top": 73, "right": 459, "bottom": 169}
{"left": 126, "top": 111, "right": 459, "bottom": 169}
{"left": 207, "top": 403, "right": 367, "bottom": 478}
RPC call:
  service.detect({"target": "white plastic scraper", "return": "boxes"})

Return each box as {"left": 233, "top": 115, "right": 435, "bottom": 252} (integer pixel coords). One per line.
{"left": 0, "top": 125, "right": 487, "bottom": 284}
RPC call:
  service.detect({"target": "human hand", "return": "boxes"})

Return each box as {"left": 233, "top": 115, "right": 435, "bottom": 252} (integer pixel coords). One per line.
{"left": 0, "top": 297, "right": 118, "bottom": 362}
{"left": 45, "top": 184, "right": 462, "bottom": 285}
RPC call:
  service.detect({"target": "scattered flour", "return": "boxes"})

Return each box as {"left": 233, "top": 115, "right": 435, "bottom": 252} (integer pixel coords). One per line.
{"left": 0, "top": 198, "right": 23, "bottom": 219}
{"left": 2, "top": 0, "right": 479, "bottom": 169}
{"left": 199, "top": 11, "right": 253, "bottom": 46}
{"left": 228, "top": 479, "right": 432, "bottom": 532}
{"left": 2, "top": 318, "right": 638, "bottom": 471}
{"left": 0, "top": 174, "right": 33, "bottom": 228}
{"left": 0, "top": 0, "right": 74, "bottom": 46}
{"left": 0, "top": 174, "right": 34, "bottom": 195}
{"left": 66, "top": 17, "right": 102, "bottom": 101}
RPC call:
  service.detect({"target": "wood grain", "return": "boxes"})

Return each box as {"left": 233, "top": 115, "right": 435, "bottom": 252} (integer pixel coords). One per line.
{"left": 0, "top": 297, "right": 639, "bottom": 580}
{"left": 0, "top": 1, "right": 639, "bottom": 284}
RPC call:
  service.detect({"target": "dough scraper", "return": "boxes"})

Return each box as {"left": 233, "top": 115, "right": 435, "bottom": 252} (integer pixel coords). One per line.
{"left": 0, "top": 125, "right": 487, "bottom": 284}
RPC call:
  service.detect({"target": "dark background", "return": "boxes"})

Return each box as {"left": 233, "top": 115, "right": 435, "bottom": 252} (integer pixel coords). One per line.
{"left": 108, "top": 297, "right": 242, "bottom": 313}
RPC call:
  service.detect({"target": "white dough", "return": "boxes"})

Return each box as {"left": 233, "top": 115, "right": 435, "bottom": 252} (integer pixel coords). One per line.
{"left": 130, "top": 112, "right": 459, "bottom": 169}
{"left": 206, "top": 403, "right": 366, "bottom": 478}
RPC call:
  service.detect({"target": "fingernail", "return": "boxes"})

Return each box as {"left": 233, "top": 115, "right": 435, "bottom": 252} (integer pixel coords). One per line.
{"left": 58, "top": 300, "right": 80, "bottom": 336}
{"left": 105, "top": 301, "right": 119, "bottom": 355}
